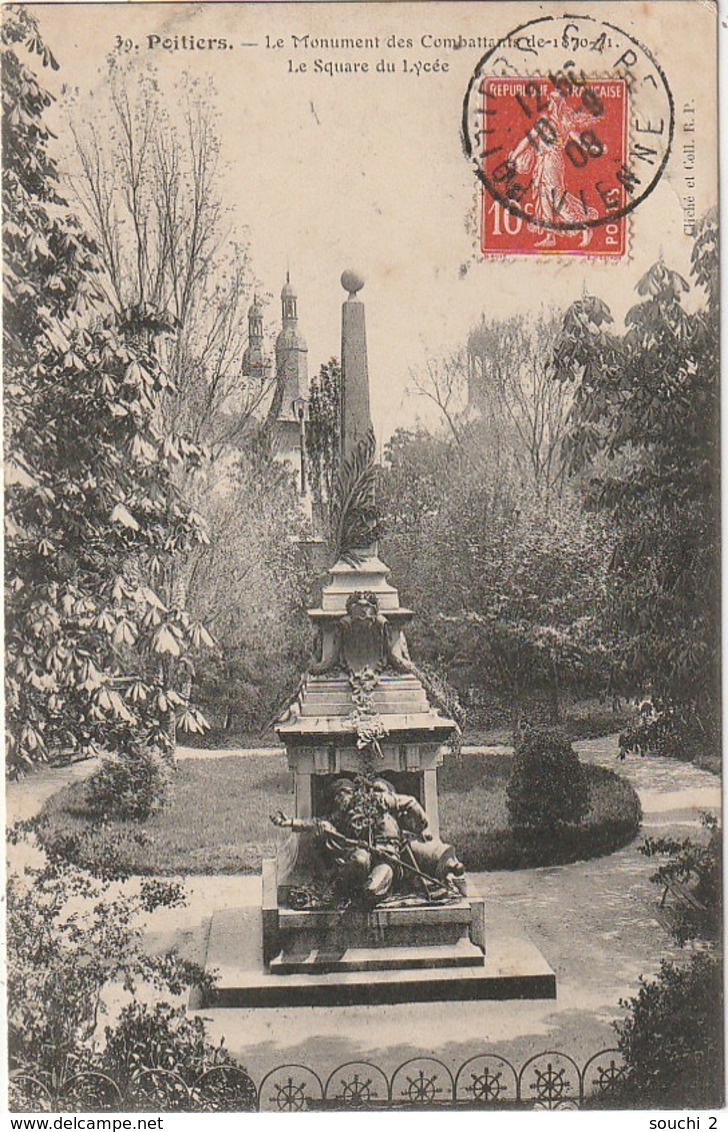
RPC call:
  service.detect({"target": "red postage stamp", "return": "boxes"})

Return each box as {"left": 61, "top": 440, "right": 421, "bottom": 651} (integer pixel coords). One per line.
{"left": 480, "top": 76, "right": 628, "bottom": 256}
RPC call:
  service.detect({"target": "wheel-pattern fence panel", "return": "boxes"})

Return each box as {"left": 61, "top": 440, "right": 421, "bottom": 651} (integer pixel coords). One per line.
{"left": 390, "top": 1058, "right": 455, "bottom": 1108}
{"left": 258, "top": 1064, "right": 324, "bottom": 1112}
{"left": 324, "top": 1061, "right": 390, "bottom": 1109}
{"left": 519, "top": 1051, "right": 582, "bottom": 1109}
{"left": 455, "top": 1054, "right": 519, "bottom": 1106}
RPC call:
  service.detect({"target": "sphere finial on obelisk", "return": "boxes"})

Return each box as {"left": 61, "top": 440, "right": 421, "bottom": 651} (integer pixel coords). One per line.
{"left": 341, "top": 269, "right": 365, "bottom": 300}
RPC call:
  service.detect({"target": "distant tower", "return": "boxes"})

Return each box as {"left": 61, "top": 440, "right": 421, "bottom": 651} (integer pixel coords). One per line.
{"left": 272, "top": 274, "right": 310, "bottom": 512}
{"left": 241, "top": 294, "right": 271, "bottom": 383}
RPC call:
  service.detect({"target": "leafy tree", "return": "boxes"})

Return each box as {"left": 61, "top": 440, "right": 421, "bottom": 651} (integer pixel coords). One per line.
{"left": 444, "top": 495, "right": 613, "bottom": 721}
{"left": 306, "top": 356, "right": 341, "bottom": 528}
{"left": 381, "top": 305, "right": 613, "bottom": 725}
{"left": 408, "top": 349, "right": 470, "bottom": 453}
{"left": 186, "top": 448, "right": 314, "bottom": 732}
{"left": 379, "top": 431, "right": 613, "bottom": 723}
{"left": 378, "top": 427, "right": 456, "bottom": 537}
{"left": 554, "top": 213, "right": 719, "bottom": 757}
{"left": 467, "top": 309, "right": 572, "bottom": 497}
{"left": 66, "top": 59, "right": 266, "bottom": 459}
{"left": 3, "top": 8, "right": 210, "bottom": 775}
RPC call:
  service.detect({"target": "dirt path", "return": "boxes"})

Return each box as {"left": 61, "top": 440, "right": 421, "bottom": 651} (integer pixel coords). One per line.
{"left": 5, "top": 758, "right": 100, "bottom": 825}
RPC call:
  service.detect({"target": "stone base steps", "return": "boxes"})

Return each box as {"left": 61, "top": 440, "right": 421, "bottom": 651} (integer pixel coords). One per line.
{"left": 269, "top": 936, "right": 485, "bottom": 975}
{"left": 197, "top": 906, "right": 557, "bottom": 1008}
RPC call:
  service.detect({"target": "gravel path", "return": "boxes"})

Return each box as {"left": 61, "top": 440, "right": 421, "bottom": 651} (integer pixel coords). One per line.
{"left": 6, "top": 757, "right": 100, "bottom": 825}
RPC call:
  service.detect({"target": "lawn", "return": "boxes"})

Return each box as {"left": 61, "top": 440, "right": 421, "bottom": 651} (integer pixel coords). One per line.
{"left": 34, "top": 751, "right": 642, "bottom": 876}
{"left": 439, "top": 754, "right": 642, "bottom": 869}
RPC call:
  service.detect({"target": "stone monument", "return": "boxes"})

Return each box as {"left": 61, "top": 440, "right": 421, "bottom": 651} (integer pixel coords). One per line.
{"left": 200, "top": 273, "right": 556, "bottom": 1007}
{"left": 261, "top": 272, "right": 486, "bottom": 975}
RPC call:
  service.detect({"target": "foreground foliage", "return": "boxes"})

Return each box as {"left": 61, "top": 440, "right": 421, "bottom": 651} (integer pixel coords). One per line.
{"left": 640, "top": 813, "right": 721, "bottom": 945}
{"left": 7, "top": 840, "right": 196, "bottom": 1080}
{"left": 7, "top": 832, "right": 256, "bottom": 1113}
{"left": 613, "top": 953, "right": 723, "bottom": 1109}
{"left": 98, "top": 1002, "right": 257, "bottom": 1112}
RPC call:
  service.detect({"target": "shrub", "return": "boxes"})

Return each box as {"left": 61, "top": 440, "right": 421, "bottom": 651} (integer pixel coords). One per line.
{"left": 619, "top": 698, "right": 720, "bottom": 767}
{"left": 613, "top": 953, "right": 723, "bottom": 1109}
{"left": 507, "top": 725, "right": 589, "bottom": 836}
{"left": 7, "top": 838, "right": 191, "bottom": 1085}
{"left": 84, "top": 747, "right": 173, "bottom": 821}
{"left": 640, "top": 813, "right": 721, "bottom": 944}
{"left": 101, "top": 1001, "right": 257, "bottom": 1111}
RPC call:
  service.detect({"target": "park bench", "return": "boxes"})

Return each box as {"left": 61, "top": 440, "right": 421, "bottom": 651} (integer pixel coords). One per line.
{"left": 656, "top": 877, "right": 710, "bottom": 935}
{"left": 660, "top": 877, "right": 706, "bottom": 912}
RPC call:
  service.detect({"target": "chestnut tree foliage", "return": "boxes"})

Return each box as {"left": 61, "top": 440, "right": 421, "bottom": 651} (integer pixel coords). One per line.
{"left": 554, "top": 212, "right": 719, "bottom": 755}
{"left": 3, "top": 7, "right": 211, "bottom": 776}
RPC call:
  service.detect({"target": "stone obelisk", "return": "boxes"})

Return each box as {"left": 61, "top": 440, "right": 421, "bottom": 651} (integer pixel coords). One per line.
{"left": 340, "top": 269, "right": 372, "bottom": 463}
{"left": 316, "top": 272, "right": 398, "bottom": 617}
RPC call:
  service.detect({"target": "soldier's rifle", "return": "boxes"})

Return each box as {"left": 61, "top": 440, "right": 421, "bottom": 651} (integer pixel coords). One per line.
{"left": 322, "top": 826, "right": 459, "bottom": 900}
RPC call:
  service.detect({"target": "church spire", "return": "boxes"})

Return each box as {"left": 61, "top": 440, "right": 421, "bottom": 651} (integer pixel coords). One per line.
{"left": 241, "top": 293, "right": 268, "bottom": 382}
{"left": 281, "top": 273, "right": 297, "bottom": 322}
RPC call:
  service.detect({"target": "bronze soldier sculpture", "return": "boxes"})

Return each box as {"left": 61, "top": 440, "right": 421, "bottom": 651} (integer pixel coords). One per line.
{"left": 271, "top": 776, "right": 467, "bottom": 908}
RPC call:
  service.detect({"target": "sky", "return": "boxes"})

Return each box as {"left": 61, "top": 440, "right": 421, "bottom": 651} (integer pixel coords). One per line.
{"left": 35, "top": 1, "right": 718, "bottom": 442}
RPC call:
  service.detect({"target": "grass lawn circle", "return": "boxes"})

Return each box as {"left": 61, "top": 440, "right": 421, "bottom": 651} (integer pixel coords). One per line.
{"left": 33, "top": 750, "right": 642, "bottom": 876}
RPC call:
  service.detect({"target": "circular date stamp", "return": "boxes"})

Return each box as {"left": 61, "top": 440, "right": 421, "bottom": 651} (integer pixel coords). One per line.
{"left": 462, "top": 15, "right": 674, "bottom": 255}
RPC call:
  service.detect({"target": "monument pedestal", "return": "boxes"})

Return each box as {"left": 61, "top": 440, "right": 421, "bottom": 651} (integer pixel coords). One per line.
{"left": 198, "top": 903, "right": 556, "bottom": 1009}
{"left": 263, "top": 855, "right": 486, "bottom": 974}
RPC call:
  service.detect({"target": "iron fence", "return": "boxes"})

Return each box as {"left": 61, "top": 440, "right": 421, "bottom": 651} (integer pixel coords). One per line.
{"left": 10, "top": 1048, "right": 629, "bottom": 1112}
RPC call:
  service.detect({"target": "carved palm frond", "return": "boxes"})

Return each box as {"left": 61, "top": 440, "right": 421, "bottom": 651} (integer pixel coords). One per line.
{"left": 331, "top": 427, "right": 382, "bottom": 565}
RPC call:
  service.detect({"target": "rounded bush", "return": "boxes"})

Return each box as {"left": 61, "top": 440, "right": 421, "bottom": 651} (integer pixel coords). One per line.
{"left": 83, "top": 747, "right": 172, "bottom": 822}
{"left": 507, "top": 725, "right": 589, "bottom": 835}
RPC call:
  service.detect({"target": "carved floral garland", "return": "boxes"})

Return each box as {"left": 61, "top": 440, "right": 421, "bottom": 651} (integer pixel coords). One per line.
{"left": 345, "top": 666, "right": 389, "bottom": 839}
{"left": 348, "top": 667, "right": 387, "bottom": 764}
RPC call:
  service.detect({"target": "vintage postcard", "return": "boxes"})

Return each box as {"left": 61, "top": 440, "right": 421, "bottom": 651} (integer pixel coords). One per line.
{"left": 4, "top": 0, "right": 721, "bottom": 1121}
